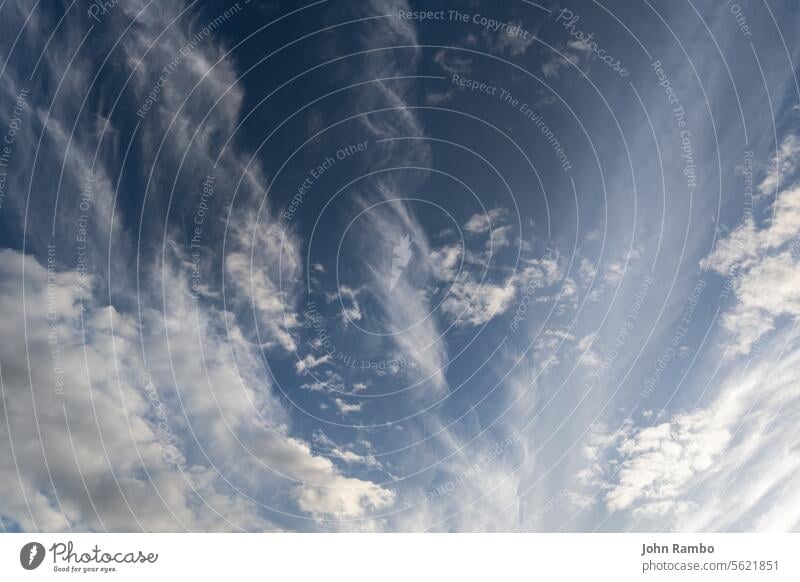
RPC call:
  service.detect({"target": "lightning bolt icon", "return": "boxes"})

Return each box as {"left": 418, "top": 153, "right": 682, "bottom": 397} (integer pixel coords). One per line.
{"left": 390, "top": 233, "right": 413, "bottom": 291}
{"left": 28, "top": 544, "right": 38, "bottom": 566}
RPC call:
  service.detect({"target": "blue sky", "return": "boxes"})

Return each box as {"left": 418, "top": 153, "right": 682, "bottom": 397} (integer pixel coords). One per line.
{"left": 1, "top": 0, "right": 800, "bottom": 532}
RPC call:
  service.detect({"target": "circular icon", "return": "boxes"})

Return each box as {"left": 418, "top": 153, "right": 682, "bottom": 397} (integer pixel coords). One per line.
{"left": 19, "top": 542, "right": 45, "bottom": 570}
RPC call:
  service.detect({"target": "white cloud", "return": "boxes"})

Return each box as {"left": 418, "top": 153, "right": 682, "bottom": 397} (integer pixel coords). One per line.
{"left": 357, "top": 0, "right": 425, "bottom": 142}
{"left": 113, "top": 0, "right": 308, "bottom": 357}
{"left": 441, "top": 273, "right": 519, "bottom": 327}
{"left": 580, "top": 329, "right": 800, "bottom": 530}
{"left": 433, "top": 50, "right": 472, "bottom": 74}
{"left": 429, "top": 244, "right": 463, "bottom": 281}
{"left": 225, "top": 213, "right": 302, "bottom": 353}
{"left": 337, "top": 285, "right": 363, "bottom": 324}
{"left": 441, "top": 254, "right": 564, "bottom": 328}
{"left": 334, "top": 398, "right": 363, "bottom": 416}
{"left": 489, "top": 225, "right": 515, "bottom": 250}
{"left": 301, "top": 370, "right": 345, "bottom": 393}
{"left": 464, "top": 208, "right": 509, "bottom": 235}
{"left": 0, "top": 1, "right": 398, "bottom": 531}
{"left": 758, "top": 134, "right": 800, "bottom": 196}
{"left": 347, "top": 196, "right": 450, "bottom": 391}
{"left": 542, "top": 52, "right": 580, "bottom": 78}
{"left": 295, "top": 353, "right": 332, "bottom": 375}
{"left": 0, "top": 249, "right": 276, "bottom": 531}
{"left": 577, "top": 333, "right": 603, "bottom": 368}
{"left": 425, "top": 90, "right": 454, "bottom": 105}
{"left": 158, "top": 255, "right": 395, "bottom": 522}
{"left": 313, "top": 431, "right": 381, "bottom": 469}
{"left": 701, "top": 185, "right": 800, "bottom": 275}
{"left": 295, "top": 478, "right": 393, "bottom": 519}
{"left": 702, "top": 182, "right": 800, "bottom": 356}
{"left": 579, "top": 257, "right": 598, "bottom": 282}
{"left": 329, "top": 448, "right": 380, "bottom": 467}
{"left": 720, "top": 252, "right": 800, "bottom": 355}
{"left": 481, "top": 22, "right": 537, "bottom": 57}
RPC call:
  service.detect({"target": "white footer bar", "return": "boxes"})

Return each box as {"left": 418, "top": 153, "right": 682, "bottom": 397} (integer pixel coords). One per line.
{"left": 2, "top": 533, "right": 798, "bottom": 581}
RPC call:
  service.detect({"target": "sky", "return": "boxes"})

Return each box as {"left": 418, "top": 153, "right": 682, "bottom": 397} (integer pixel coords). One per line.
{"left": 1, "top": 0, "right": 800, "bottom": 532}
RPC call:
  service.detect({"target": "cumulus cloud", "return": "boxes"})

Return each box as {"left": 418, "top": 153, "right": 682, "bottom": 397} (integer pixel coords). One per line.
{"left": 336, "top": 285, "right": 363, "bottom": 324}
{"left": 464, "top": 208, "right": 509, "bottom": 235}
{"left": 334, "top": 398, "right": 364, "bottom": 416}
{"left": 441, "top": 273, "right": 519, "bottom": 327}
{"left": 428, "top": 244, "right": 463, "bottom": 281}
{"left": 579, "top": 329, "right": 800, "bottom": 530}
{"left": 758, "top": 134, "right": 800, "bottom": 196}
{"left": 296, "top": 477, "right": 393, "bottom": 519}
{"left": 225, "top": 213, "right": 303, "bottom": 353}
{"left": 0, "top": 248, "right": 397, "bottom": 529}
{"left": 701, "top": 143, "right": 800, "bottom": 356}
{"left": 438, "top": 247, "right": 565, "bottom": 328}
{"left": 295, "top": 353, "right": 332, "bottom": 375}
{"left": 0, "top": 249, "right": 274, "bottom": 531}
